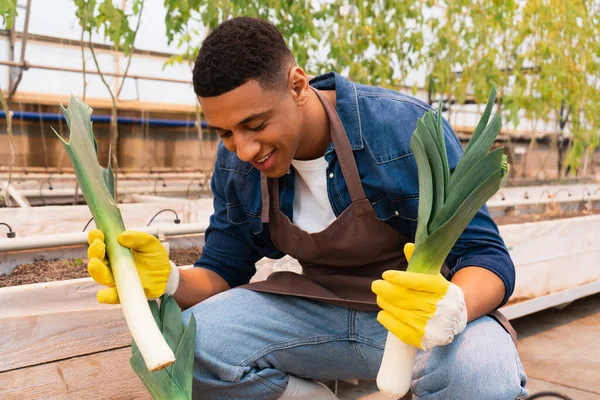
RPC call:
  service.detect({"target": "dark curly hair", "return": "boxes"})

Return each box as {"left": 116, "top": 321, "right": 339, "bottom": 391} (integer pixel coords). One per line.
{"left": 193, "top": 17, "right": 296, "bottom": 97}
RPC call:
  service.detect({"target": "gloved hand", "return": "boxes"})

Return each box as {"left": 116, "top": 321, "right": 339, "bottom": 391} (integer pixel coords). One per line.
{"left": 87, "top": 229, "right": 179, "bottom": 304}
{"left": 371, "top": 243, "right": 467, "bottom": 350}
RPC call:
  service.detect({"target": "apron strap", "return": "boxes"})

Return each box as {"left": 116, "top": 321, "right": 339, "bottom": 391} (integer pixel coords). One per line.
{"left": 312, "top": 88, "right": 367, "bottom": 203}
{"left": 261, "top": 173, "right": 270, "bottom": 223}
{"left": 261, "top": 87, "right": 369, "bottom": 223}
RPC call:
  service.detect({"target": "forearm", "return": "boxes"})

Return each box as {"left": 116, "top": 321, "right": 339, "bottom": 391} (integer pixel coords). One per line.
{"left": 173, "top": 267, "right": 231, "bottom": 310}
{"left": 451, "top": 266, "right": 505, "bottom": 322}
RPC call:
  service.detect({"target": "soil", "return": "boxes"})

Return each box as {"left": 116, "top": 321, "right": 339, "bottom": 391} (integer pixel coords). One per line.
{"left": 2, "top": 207, "right": 600, "bottom": 288}
{"left": 0, "top": 246, "right": 203, "bottom": 288}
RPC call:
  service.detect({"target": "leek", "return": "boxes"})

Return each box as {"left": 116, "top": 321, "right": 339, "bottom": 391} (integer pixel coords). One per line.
{"left": 376, "top": 86, "right": 509, "bottom": 398}
{"left": 55, "top": 96, "right": 197, "bottom": 399}
{"left": 54, "top": 96, "right": 175, "bottom": 371}
{"left": 131, "top": 295, "right": 197, "bottom": 400}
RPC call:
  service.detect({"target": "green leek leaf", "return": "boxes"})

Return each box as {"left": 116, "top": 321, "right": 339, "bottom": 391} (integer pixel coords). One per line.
{"left": 468, "top": 85, "right": 497, "bottom": 150}
{"left": 407, "top": 85, "right": 509, "bottom": 276}
{"left": 130, "top": 351, "right": 187, "bottom": 400}
{"left": 435, "top": 100, "right": 450, "bottom": 198}
{"left": 102, "top": 146, "right": 115, "bottom": 199}
{"left": 130, "top": 295, "right": 196, "bottom": 399}
{"left": 408, "top": 157, "right": 507, "bottom": 275}
{"left": 410, "top": 133, "right": 433, "bottom": 245}
{"left": 447, "top": 113, "right": 501, "bottom": 193}
{"left": 428, "top": 148, "right": 506, "bottom": 232}
{"left": 173, "top": 313, "right": 197, "bottom": 398}
{"left": 416, "top": 119, "right": 445, "bottom": 221}
{"left": 160, "top": 296, "right": 185, "bottom": 375}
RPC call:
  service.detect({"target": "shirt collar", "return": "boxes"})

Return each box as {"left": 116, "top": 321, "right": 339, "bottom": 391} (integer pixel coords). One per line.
{"left": 309, "top": 72, "right": 364, "bottom": 151}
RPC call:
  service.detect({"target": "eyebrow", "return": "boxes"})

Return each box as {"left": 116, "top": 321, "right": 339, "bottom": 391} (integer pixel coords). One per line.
{"left": 207, "top": 111, "right": 270, "bottom": 131}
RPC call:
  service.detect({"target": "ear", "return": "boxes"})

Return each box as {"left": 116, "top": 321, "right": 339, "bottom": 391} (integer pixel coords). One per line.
{"left": 288, "top": 67, "right": 310, "bottom": 106}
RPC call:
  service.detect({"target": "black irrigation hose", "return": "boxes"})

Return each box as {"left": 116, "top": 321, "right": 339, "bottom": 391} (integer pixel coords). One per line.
{"left": 147, "top": 209, "right": 181, "bottom": 226}
{"left": 82, "top": 217, "right": 95, "bottom": 232}
{"left": 83, "top": 209, "right": 181, "bottom": 232}
{"left": 529, "top": 391, "right": 574, "bottom": 400}
{"left": 0, "top": 222, "right": 15, "bottom": 238}
{"left": 153, "top": 177, "right": 167, "bottom": 195}
{"left": 39, "top": 179, "right": 53, "bottom": 206}
{"left": 186, "top": 178, "right": 203, "bottom": 199}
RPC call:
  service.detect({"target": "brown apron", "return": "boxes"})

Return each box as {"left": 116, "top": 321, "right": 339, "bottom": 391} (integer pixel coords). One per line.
{"left": 239, "top": 88, "right": 516, "bottom": 343}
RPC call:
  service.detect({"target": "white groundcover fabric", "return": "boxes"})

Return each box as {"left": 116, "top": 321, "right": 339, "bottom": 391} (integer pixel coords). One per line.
{"left": 499, "top": 214, "right": 600, "bottom": 303}
{"left": 253, "top": 215, "right": 600, "bottom": 304}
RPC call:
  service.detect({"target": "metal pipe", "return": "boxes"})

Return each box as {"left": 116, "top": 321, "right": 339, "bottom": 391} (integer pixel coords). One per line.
{"left": 0, "top": 172, "right": 208, "bottom": 181}
{"left": 486, "top": 194, "right": 600, "bottom": 210}
{"left": 0, "top": 166, "right": 207, "bottom": 173}
{"left": 0, "top": 110, "right": 207, "bottom": 128}
{"left": 0, "top": 30, "right": 178, "bottom": 60}
{"left": 0, "top": 222, "right": 208, "bottom": 252}
{"left": 0, "top": 60, "right": 192, "bottom": 85}
{"left": 15, "top": 184, "right": 205, "bottom": 198}
{"left": 0, "top": 181, "right": 30, "bottom": 208}
{"left": 8, "top": 0, "right": 32, "bottom": 98}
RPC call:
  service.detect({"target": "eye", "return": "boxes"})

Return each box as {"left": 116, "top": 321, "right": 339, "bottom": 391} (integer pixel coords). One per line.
{"left": 217, "top": 130, "right": 232, "bottom": 139}
{"left": 248, "top": 121, "right": 267, "bottom": 132}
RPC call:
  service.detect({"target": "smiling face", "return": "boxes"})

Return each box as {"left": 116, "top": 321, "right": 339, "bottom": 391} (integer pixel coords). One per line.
{"left": 200, "top": 68, "right": 312, "bottom": 178}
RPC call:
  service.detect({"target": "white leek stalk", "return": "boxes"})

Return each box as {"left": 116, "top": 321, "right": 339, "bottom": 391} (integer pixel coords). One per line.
{"left": 376, "top": 86, "right": 508, "bottom": 398}
{"left": 377, "top": 331, "right": 417, "bottom": 397}
{"left": 54, "top": 96, "right": 175, "bottom": 371}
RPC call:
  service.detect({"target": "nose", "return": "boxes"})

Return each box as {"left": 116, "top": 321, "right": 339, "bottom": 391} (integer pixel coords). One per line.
{"left": 233, "top": 132, "right": 261, "bottom": 163}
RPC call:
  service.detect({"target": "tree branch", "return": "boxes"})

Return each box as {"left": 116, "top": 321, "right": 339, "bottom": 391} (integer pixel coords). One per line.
{"left": 0, "top": 86, "right": 15, "bottom": 207}
{"left": 117, "top": 0, "right": 145, "bottom": 98}
{"left": 89, "top": 36, "right": 116, "bottom": 106}
{"left": 80, "top": 7, "right": 88, "bottom": 101}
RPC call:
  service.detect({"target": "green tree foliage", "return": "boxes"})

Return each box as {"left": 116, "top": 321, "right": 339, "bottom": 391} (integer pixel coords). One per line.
{"left": 163, "top": 0, "right": 319, "bottom": 70}
{"left": 428, "top": 1, "right": 520, "bottom": 108}
{"left": 1, "top": 0, "right": 17, "bottom": 29}
{"left": 318, "top": 0, "right": 425, "bottom": 87}
{"left": 74, "top": 0, "right": 143, "bottom": 56}
{"left": 429, "top": 0, "right": 600, "bottom": 176}
{"left": 72, "top": 0, "right": 145, "bottom": 175}
{"left": 162, "top": 0, "right": 425, "bottom": 88}
{"left": 163, "top": 1, "right": 598, "bottom": 175}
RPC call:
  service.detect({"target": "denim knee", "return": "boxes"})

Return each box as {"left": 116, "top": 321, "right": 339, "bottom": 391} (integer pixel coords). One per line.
{"left": 181, "top": 290, "right": 253, "bottom": 384}
{"left": 412, "top": 316, "right": 528, "bottom": 400}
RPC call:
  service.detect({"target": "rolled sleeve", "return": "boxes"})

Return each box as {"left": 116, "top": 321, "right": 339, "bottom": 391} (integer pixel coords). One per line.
{"left": 444, "top": 205, "right": 515, "bottom": 307}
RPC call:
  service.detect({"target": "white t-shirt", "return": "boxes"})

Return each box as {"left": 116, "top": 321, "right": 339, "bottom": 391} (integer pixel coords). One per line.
{"left": 291, "top": 157, "right": 337, "bottom": 233}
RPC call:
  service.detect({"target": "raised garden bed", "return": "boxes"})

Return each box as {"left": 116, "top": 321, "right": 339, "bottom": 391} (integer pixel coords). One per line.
{"left": 0, "top": 246, "right": 203, "bottom": 288}
{"left": 493, "top": 205, "right": 600, "bottom": 225}
{"left": 2, "top": 212, "right": 600, "bottom": 399}
{"left": 3, "top": 207, "right": 600, "bottom": 287}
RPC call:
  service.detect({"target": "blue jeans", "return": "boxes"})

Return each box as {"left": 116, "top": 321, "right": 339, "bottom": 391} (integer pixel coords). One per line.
{"left": 182, "top": 288, "right": 528, "bottom": 400}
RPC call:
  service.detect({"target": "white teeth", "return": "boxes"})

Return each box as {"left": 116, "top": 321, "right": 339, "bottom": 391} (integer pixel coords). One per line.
{"left": 256, "top": 151, "right": 272, "bottom": 163}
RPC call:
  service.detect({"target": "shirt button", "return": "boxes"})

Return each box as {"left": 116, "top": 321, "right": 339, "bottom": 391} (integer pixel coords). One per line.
{"left": 394, "top": 211, "right": 399, "bottom": 216}
{"left": 329, "top": 173, "right": 334, "bottom": 179}
{"left": 287, "top": 169, "right": 291, "bottom": 174}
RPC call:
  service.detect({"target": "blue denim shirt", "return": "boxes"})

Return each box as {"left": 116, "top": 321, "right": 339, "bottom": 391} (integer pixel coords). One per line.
{"left": 196, "top": 72, "right": 515, "bottom": 307}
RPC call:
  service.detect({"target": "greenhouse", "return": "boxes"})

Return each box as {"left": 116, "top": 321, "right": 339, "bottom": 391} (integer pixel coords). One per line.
{"left": 1, "top": 1, "right": 599, "bottom": 399}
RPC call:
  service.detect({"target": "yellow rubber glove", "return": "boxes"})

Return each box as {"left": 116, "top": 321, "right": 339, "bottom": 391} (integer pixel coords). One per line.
{"left": 87, "top": 229, "right": 179, "bottom": 304}
{"left": 371, "top": 243, "right": 467, "bottom": 350}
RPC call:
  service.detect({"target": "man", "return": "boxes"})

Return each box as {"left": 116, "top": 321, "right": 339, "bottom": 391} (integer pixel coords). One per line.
{"left": 87, "top": 16, "right": 528, "bottom": 399}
